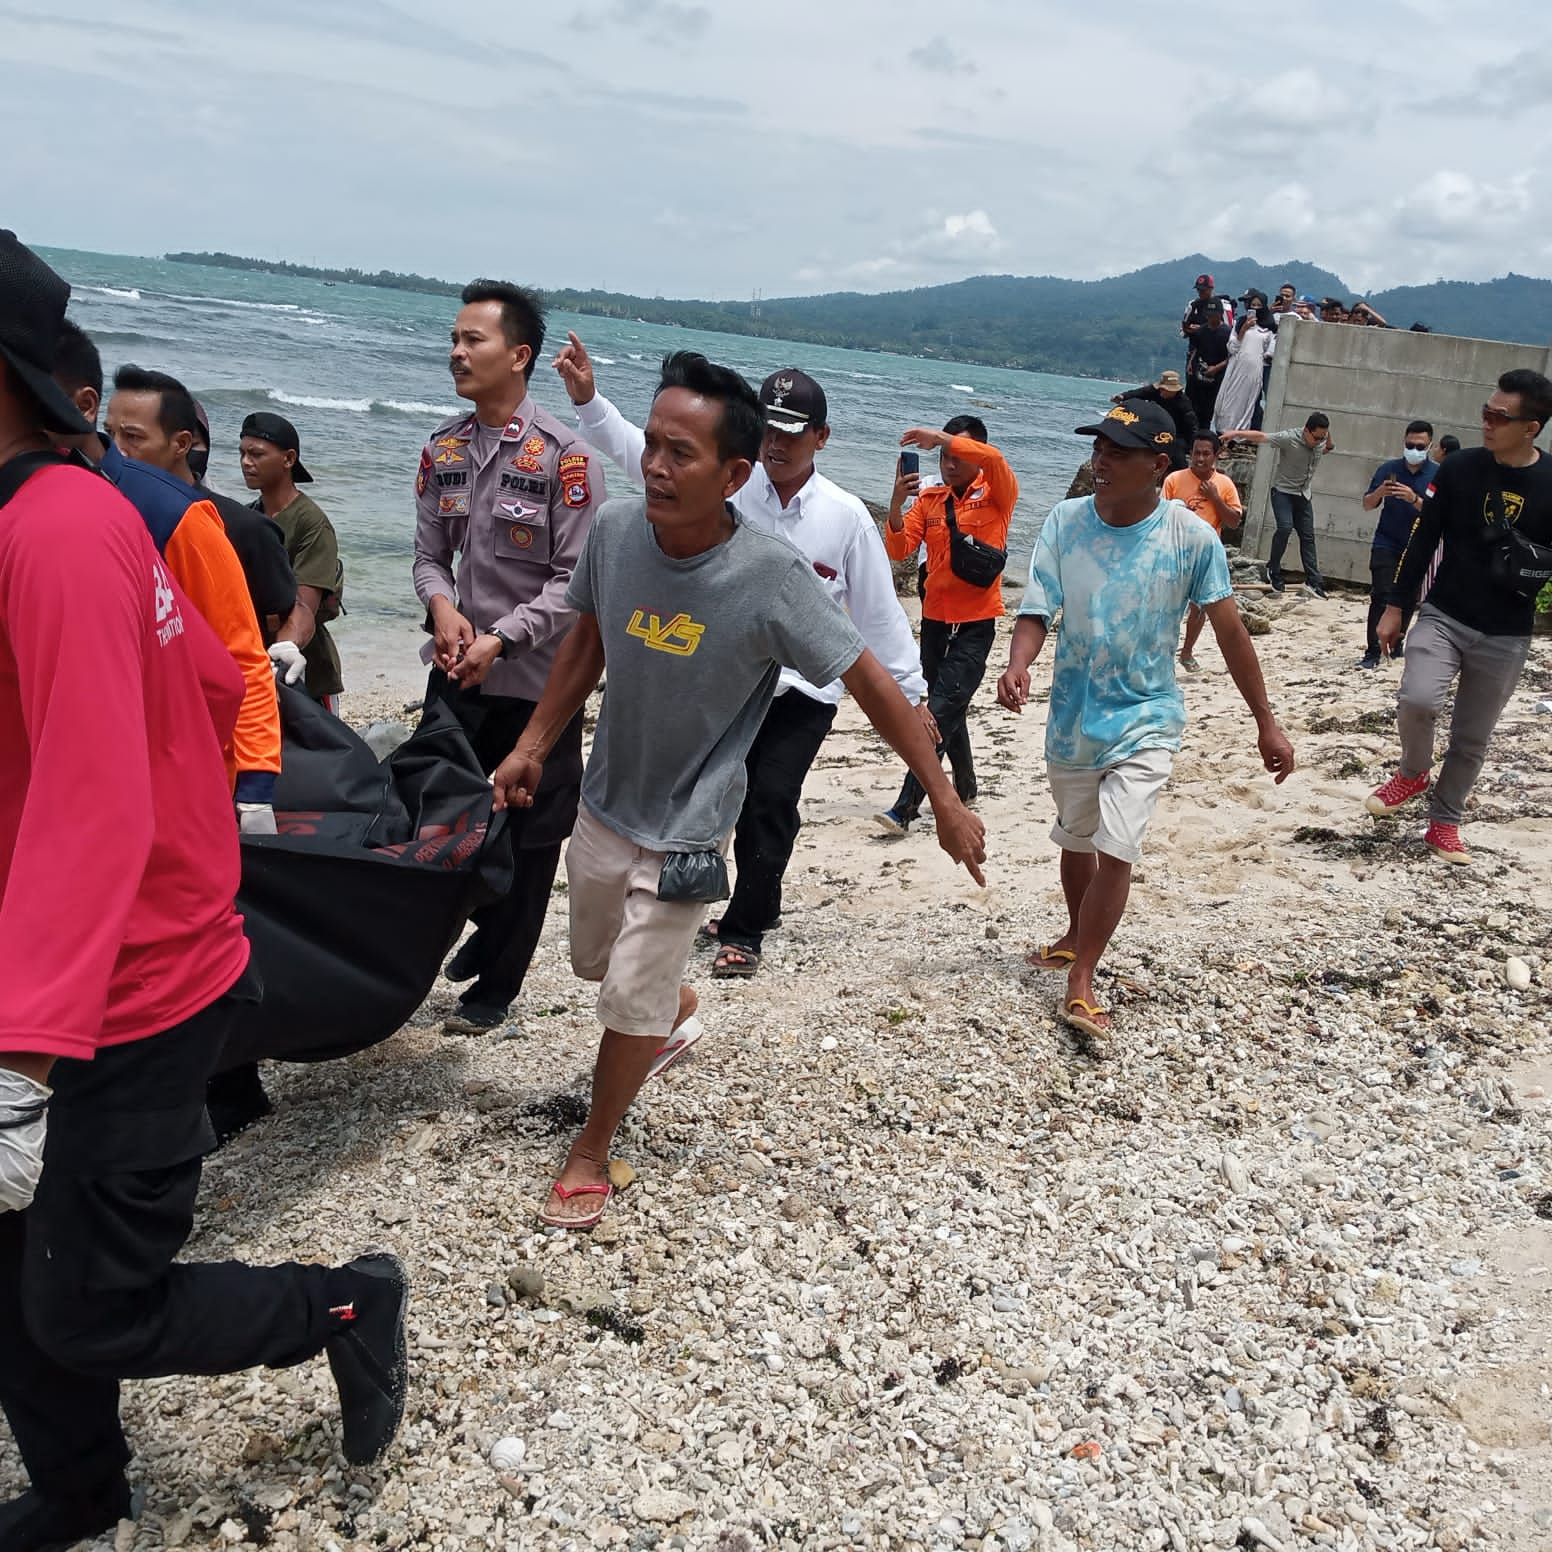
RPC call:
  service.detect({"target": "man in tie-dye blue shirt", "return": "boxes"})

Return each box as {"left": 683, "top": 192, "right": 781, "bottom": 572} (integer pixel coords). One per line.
{"left": 996, "top": 400, "right": 1295, "bottom": 1047}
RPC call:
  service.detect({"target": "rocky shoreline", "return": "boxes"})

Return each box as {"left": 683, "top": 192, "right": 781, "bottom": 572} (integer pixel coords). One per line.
{"left": 8, "top": 594, "right": 1550, "bottom": 1552}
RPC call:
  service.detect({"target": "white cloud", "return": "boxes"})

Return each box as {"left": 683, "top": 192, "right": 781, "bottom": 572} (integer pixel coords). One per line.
{"left": 1393, "top": 171, "right": 1533, "bottom": 243}
{"left": 1, "top": 0, "right": 1549, "bottom": 299}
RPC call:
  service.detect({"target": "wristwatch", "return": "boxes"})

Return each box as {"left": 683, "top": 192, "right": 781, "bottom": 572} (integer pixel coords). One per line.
{"left": 490, "top": 628, "right": 518, "bottom": 658}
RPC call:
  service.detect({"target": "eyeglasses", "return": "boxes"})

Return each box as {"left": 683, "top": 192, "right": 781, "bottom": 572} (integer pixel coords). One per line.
{"left": 1481, "top": 404, "right": 1533, "bottom": 425}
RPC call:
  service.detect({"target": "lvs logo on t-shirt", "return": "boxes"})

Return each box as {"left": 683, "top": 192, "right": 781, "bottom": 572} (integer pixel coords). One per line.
{"left": 626, "top": 609, "right": 705, "bottom": 657}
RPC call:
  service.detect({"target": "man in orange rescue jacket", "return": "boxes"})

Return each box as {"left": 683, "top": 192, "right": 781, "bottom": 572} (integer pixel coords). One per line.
{"left": 880, "top": 415, "right": 1018, "bottom": 832}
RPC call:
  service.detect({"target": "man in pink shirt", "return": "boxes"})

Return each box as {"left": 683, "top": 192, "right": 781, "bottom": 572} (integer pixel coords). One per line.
{"left": 0, "top": 234, "right": 408, "bottom": 1551}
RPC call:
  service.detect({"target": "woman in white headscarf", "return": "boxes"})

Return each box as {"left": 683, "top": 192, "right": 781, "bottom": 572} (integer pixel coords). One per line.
{"left": 1214, "top": 303, "right": 1274, "bottom": 433}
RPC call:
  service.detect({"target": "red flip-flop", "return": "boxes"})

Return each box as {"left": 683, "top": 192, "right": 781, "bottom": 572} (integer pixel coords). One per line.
{"left": 538, "top": 1181, "right": 613, "bottom": 1230}
{"left": 648, "top": 1016, "right": 704, "bottom": 1081}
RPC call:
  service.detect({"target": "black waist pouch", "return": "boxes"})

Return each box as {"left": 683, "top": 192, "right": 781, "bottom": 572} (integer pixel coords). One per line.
{"left": 657, "top": 850, "right": 731, "bottom": 903}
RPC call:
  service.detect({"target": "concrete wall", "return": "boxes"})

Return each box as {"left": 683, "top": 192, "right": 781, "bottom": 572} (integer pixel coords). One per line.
{"left": 1240, "top": 321, "right": 1552, "bottom": 585}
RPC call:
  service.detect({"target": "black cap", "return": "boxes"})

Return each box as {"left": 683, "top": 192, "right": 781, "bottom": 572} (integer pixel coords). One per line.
{"left": 239, "top": 410, "right": 313, "bottom": 482}
{"left": 759, "top": 368, "right": 827, "bottom": 435}
{"left": 1238, "top": 288, "right": 1267, "bottom": 306}
{"left": 0, "top": 231, "right": 93, "bottom": 436}
{"left": 1075, "top": 399, "right": 1177, "bottom": 452}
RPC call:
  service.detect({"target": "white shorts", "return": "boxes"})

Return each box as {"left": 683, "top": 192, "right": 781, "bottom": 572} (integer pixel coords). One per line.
{"left": 1047, "top": 749, "right": 1174, "bottom": 865}
{"left": 566, "top": 806, "right": 718, "bottom": 1038}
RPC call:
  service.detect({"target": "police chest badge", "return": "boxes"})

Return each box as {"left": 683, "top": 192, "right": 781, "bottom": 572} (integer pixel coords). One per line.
{"left": 438, "top": 492, "right": 470, "bottom": 517}
{"left": 523, "top": 435, "right": 546, "bottom": 457}
{"left": 559, "top": 452, "right": 591, "bottom": 509}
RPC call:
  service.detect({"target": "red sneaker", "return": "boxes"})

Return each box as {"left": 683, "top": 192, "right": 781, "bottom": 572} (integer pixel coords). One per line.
{"left": 1424, "top": 822, "right": 1471, "bottom": 864}
{"left": 1365, "top": 769, "right": 1430, "bottom": 816}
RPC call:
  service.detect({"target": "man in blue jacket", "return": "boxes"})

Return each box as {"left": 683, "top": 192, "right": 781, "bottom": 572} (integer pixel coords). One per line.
{"left": 1359, "top": 421, "right": 1436, "bottom": 668}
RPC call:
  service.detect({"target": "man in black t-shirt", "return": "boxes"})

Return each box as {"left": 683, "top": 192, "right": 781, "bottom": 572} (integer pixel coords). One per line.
{"left": 1364, "top": 368, "right": 1552, "bottom": 863}
{"left": 1186, "top": 303, "right": 1231, "bottom": 430}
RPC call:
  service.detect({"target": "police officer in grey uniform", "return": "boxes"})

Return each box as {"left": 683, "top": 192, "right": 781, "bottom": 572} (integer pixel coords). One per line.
{"left": 413, "top": 279, "right": 605, "bottom": 1032}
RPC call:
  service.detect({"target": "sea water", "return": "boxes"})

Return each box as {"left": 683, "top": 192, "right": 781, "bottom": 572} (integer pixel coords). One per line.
{"left": 46, "top": 247, "right": 1126, "bottom": 694}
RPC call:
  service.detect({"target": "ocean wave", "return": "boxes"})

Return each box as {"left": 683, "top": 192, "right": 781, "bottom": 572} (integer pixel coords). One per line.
{"left": 261, "top": 389, "right": 461, "bottom": 418}
{"left": 167, "top": 292, "right": 312, "bottom": 314}
{"left": 627, "top": 352, "right": 644, "bottom": 360}
{"left": 377, "top": 399, "right": 461, "bottom": 417}
{"left": 81, "top": 285, "right": 141, "bottom": 300}
{"left": 268, "top": 389, "right": 372, "bottom": 412}
{"left": 592, "top": 356, "right": 617, "bottom": 366}
{"left": 950, "top": 383, "right": 974, "bottom": 392}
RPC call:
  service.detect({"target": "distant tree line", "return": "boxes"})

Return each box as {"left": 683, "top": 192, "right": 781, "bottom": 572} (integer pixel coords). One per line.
{"left": 165, "top": 252, "right": 462, "bottom": 297}
{"left": 166, "top": 251, "right": 1552, "bottom": 383}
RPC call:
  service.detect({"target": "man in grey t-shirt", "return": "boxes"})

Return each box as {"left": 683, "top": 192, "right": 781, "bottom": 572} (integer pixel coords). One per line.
{"left": 1228, "top": 412, "right": 1335, "bottom": 596}
{"left": 491, "top": 351, "right": 987, "bottom": 1230}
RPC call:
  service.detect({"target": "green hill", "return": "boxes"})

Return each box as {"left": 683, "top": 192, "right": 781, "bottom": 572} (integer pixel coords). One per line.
{"left": 166, "top": 250, "right": 1552, "bottom": 381}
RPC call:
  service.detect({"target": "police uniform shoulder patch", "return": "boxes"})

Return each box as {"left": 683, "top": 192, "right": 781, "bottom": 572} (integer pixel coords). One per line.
{"left": 558, "top": 450, "right": 591, "bottom": 510}
{"left": 416, "top": 447, "right": 432, "bottom": 496}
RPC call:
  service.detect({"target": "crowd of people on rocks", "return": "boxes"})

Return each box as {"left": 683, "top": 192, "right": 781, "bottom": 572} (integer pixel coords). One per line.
{"left": 1181, "top": 273, "right": 1431, "bottom": 437}
{"left": 1, "top": 228, "right": 1550, "bottom": 1548}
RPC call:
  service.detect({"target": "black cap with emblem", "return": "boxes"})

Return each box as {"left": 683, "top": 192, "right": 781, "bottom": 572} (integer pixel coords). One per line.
{"left": 1074, "top": 399, "right": 1177, "bottom": 452}
{"left": 0, "top": 230, "right": 93, "bottom": 435}
{"left": 759, "top": 368, "right": 828, "bottom": 435}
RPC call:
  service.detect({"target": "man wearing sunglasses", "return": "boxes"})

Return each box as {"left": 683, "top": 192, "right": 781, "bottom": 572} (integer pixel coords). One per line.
{"left": 1366, "top": 369, "right": 1552, "bottom": 862}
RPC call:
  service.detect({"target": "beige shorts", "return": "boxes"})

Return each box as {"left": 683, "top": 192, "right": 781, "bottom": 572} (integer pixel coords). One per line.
{"left": 566, "top": 806, "right": 717, "bottom": 1038}
{"left": 1047, "top": 749, "right": 1174, "bottom": 864}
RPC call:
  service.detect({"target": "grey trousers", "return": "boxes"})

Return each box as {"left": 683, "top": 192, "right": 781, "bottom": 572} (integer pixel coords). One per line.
{"left": 1396, "top": 604, "right": 1531, "bottom": 823}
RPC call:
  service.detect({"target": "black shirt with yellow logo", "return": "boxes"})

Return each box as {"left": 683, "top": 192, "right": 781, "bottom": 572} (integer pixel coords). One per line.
{"left": 1389, "top": 446, "right": 1552, "bottom": 636}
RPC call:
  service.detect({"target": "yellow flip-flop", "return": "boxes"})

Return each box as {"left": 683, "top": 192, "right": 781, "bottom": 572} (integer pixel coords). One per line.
{"left": 1026, "top": 944, "right": 1076, "bottom": 971}
{"left": 1062, "top": 997, "right": 1112, "bottom": 1042}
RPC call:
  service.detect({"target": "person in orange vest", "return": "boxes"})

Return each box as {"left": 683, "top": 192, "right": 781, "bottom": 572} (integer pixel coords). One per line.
{"left": 879, "top": 414, "right": 1017, "bottom": 833}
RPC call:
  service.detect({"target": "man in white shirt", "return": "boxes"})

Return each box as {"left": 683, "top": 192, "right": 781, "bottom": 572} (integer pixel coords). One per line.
{"left": 554, "top": 335, "right": 932, "bottom": 979}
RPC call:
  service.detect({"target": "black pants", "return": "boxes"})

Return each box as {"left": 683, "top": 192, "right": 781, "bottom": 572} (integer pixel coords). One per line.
{"left": 1366, "top": 546, "right": 1412, "bottom": 658}
{"left": 716, "top": 691, "right": 837, "bottom": 957}
{"left": 425, "top": 670, "right": 583, "bottom": 1009}
{"left": 1268, "top": 491, "right": 1325, "bottom": 593}
{"left": 894, "top": 616, "right": 996, "bottom": 822}
{"left": 1186, "top": 379, "right": 1219, "bottom": 431}
{"left": 0, "top": 972, "right": 344, "bottom": 1498}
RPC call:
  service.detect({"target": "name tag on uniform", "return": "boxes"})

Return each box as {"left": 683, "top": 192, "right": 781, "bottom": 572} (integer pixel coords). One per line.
{"left": 499, "top": 471, "right": 549, "bottom": 497}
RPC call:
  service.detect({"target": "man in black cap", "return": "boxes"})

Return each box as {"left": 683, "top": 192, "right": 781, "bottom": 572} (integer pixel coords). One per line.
{"left": 556, "top": 333, "right": 931, "bottom": 983}
{"left": 240, "top": 411, "right": 345, "bottom": 708}
{"left": 995, "top": 399, "right": 1293, "bottom": 1048}
{"left": 1181, "top": 273, "right": 1232, "bottom": 358}
{"left": 0, "top": 231, "right": 408, "bottom": 1551}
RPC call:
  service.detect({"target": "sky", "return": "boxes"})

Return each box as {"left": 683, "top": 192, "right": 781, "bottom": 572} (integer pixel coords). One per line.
{"left": 3, "top": 0, "right": 1549, "bottom": 301}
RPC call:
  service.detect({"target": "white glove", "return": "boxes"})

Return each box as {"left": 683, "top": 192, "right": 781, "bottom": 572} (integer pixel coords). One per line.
{"left": 268, "top": 639, "right": 306, "bottom": 685}
{"left": 237, "top": 802, "right": 279, "bottom": 836}
{"left": 0, "top": 1067, "right": 51, "bottom": 1213}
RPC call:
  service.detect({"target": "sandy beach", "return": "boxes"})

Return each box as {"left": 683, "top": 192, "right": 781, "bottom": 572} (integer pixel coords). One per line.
{"left": 13, "top": 588, "right": 1552, "bottom": 1552}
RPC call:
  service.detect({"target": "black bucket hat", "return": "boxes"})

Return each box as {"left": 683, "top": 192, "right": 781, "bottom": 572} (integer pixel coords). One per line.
{"left": 0, "top": 230, "right": 93, "bottom": 436}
